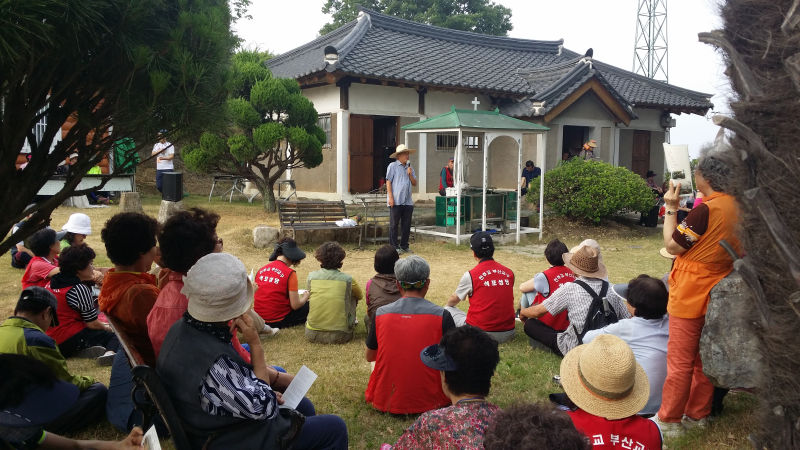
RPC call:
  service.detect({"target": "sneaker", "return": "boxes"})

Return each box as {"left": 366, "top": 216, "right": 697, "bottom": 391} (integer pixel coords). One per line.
{"left": 681, "top": 415, "right": 709, "bottom": 430}
{"left": 400, "top": 247, "right": 413, "bottom": 254}
{"left": 75, "top": 345, "right": 107, "bottom": 359}
{"left": 651, "top": 415, "right": 685, "bottom": 439}
{"left": 261, "top": 325, "right": 279, "bottom": 336}
{"left": 97, "top": 351, "right": 116, "bottom": 366}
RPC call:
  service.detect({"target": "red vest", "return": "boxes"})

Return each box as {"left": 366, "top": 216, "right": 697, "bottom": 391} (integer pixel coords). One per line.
{"left": 532, "top": 265, "right": 576, "bottom": 331}
{"left": 466, "top": 259, "right": 515, "bottom": 331}
{"left": 21, "top": 256, "right": 57, "bottom": 289}
{"left": 45, "top": 282, "right": 86, "bottom": 345}
{"left": 253, "top": 260, "right": 294, "bottom": 322}
{"left": 365, "top": 297, "right": 450, "bottom": 414}
{"left": 568, "top": 409, "right": 662, "bottom": 450}
{"left": 439, "top": 166, "right": 453, "bottom": 191}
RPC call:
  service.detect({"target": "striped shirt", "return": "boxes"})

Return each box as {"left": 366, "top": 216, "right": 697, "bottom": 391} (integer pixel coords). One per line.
{"left": 543, "top": 277, "right": 630, "bottom": 354}
{"left": 200, "top": 355, "right": 278, "bottom": 420}
{"left": 65, "top": 284, "right": 99, "bottom": 322}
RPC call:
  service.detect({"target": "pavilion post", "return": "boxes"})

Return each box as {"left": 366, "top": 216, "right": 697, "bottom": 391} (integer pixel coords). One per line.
{"left": 516, "top": 135, "right": 522, "bottom": 244}
{"left": 482, "top": 134, "right": 488, "bottom": 231}
{"left": 537, "top": 133, "right": 546, "bottom": 240}
{"left": 455, "top": 129, "right": 463, "bottom": 245}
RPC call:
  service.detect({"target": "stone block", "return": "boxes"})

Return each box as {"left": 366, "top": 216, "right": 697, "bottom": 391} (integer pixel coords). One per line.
{"left": 157, "top": 200, "right": 183, "bottom": 223}
{"left": 253, "top": 226, "right": 280, "bottom": 249}
{"left": 700, "top": 272, "right": 762, "bottom": 389}
{"left": 119, "top": 192, "right": 144, "bottom": 214}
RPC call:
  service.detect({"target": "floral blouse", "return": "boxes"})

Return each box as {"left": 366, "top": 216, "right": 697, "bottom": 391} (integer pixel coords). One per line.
{"left": 391, "top": 400, "right": 499, "bottom": 449}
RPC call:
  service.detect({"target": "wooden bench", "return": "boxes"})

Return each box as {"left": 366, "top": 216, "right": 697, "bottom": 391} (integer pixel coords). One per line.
{"left": 108, "top": 316, "right": 193, "bottom": 450}
{"left": 353, "top": 188, "right": 391, "bottom": 248}
{"left": 277, "top": 199, "right": 349, "bottom": 238}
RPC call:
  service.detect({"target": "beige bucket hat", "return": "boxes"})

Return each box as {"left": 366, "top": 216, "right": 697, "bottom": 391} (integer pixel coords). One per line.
{"left": 560, "top": 334, "right": 650, "bottom": 419}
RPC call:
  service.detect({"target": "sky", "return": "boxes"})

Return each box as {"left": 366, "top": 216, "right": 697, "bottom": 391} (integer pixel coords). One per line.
{"left": 234, "top": 0, "right": 731, "bottom": 156}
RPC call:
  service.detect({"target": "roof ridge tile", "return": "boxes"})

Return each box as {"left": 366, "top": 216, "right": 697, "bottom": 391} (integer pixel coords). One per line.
{"left": 358, "top": 7, "right": 563, "bottom": 53}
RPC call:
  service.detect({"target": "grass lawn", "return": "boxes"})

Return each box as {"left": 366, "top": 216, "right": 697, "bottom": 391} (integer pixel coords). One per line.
{"left": 0, "top": 194, "right": 757, "bottom": 449}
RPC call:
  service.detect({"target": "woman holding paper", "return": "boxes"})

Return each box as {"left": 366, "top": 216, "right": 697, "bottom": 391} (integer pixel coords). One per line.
{"left": 156, "top": 253, "right": 348, "bottom": 449}
{"left": 254, "top": 238, "right": 310, "bottom": 328}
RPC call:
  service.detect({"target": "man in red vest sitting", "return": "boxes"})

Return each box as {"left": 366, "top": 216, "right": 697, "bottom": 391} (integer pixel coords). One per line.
{"left": 365, "top": 255, "right": 454, "bottom": 414}
{"left": 518, "top": 238, "right": 576, "bottom": 331}
{"left": 445, "top": 231, "right": 516, "bottom": 343}
{"left": 560, "top": 334, "right": 663, "bottom": 449}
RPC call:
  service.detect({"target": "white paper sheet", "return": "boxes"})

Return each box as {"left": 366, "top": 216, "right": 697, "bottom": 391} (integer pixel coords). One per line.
{"left": 663, "top": 143, "right": 694, "bottom": 194}
{"left": 143, "top": 425, "right": 162, "bottom": 450}
{"left": 281, "top": 365, "right": 317, "bottom": 409}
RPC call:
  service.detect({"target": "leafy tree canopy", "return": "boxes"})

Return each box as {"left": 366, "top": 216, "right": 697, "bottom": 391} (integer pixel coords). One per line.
{"left": 0, "top": 0, "right": 247, "bottom": 255}
{"left": 183, "top": 50, "right": 324, "bottom": 212}
{"left": 320, "top": 0, "right": 512, "bottom": 36}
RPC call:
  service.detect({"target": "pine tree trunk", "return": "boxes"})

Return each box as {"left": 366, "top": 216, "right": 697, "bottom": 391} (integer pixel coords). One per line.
{"left": 261, "top": 186, "right": 277, "bottom": 213}
{"left": 703, "top": 1, "right": 800, "bottom": 447}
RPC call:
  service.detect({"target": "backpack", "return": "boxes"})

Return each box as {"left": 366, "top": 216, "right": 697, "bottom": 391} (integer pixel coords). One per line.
{"left": 571, "top": 280, "right": 618, "bottom": 345}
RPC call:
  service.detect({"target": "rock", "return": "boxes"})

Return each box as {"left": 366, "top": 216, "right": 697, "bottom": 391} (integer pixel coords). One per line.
{"left": 253, "top": 226, "right": 280, "bottom": 248}
{"left": 700, "top": 272, "right": 762, "bottom": 389}
{"left": 119, "top": 192, "right": 144, "bottom": 214}
{"left": 157, "top": 200, "right": 183, "bottom": 223}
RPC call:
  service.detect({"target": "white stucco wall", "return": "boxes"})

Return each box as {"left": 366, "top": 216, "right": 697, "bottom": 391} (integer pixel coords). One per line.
{"left": 424, "top": 92, "right": 492, "bottom": 116}
{"left": 627, "top": 108, "right": 665, "bottom": 131}
{"left": 303, "top": 85, "right": 340, "bottom": 114}
{"left": 349, "top": 84, "right": 419, "bottom": 116}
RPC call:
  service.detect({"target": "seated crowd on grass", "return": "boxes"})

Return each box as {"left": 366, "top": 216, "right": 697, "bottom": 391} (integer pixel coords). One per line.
{"left": 0, "top": 154, "right": 740, "bottom": 450}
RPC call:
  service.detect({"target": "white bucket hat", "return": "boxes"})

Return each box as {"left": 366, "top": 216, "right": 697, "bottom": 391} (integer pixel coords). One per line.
{"left": 183, "top": 253, "right": 254, "bottom": 323}
{"left": 61, "top": 213, "right": 92, "bottom": 235}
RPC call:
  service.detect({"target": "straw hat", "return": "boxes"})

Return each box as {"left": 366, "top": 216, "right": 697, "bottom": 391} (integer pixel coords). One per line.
{"left": 563, "top": 245, "right": 607, "bottom": 279}
{"left": 183, "top": 253, "right": 253, "bottom": 323}
{"left": 659, "top": 247, "right": 676, "bottom": 260}
{"left": 570, "top": 239, "right": 603, "bottom": 263}
{"left": 560, "top": 334, "right": 649, "bottom": 419}
{"left": 389, "top": 144, "right": 416, "bottom": 158}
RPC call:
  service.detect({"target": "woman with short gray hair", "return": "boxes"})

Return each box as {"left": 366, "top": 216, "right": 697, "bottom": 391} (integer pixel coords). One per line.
{"left": 656, "top": 153, "right": 742, "bottom": 437}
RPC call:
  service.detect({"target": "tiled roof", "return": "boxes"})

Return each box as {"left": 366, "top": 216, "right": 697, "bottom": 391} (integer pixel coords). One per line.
{"left": 267, "top": 9, "right": 712, "bottom": 115}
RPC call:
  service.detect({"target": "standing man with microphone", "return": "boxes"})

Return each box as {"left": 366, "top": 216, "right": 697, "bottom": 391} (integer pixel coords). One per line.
{"left": 386, "top": 144, "right": 417, "bottom": 254}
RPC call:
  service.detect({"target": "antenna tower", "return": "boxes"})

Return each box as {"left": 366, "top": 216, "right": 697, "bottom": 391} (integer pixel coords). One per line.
{"left": 633, "top": 0, "right": 668, "bottom": 82}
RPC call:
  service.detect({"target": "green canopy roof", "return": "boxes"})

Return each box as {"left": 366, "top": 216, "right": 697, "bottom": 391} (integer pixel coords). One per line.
{"left": 402, "top": 106, "right": 550, "bottom": 131}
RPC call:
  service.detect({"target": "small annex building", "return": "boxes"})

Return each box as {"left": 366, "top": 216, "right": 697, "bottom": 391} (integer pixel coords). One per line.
{"left": 267, "top": 8, "right": 712, "bottom": 201}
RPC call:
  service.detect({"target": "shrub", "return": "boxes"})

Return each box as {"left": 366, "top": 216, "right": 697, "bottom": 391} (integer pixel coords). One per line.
{"left": 526, "top": 158, "right": 656, "bottom": 224}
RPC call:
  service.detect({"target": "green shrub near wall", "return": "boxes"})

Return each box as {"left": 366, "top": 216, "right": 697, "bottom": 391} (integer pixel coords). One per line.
{"left": 526, "top": 158, "right": 656, "bottom": 224}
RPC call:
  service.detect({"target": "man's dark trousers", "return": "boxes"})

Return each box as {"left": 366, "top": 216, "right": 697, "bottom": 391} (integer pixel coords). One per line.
{"left": 389, "top": 205, "right": 414, "bottom": 250}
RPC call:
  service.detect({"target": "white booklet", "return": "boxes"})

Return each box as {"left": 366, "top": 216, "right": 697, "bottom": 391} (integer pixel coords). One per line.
{"left": 281, "top": 365, "right": 317, "bottom": 409}
{"left": 143, "top": 424, "right": 162, "bottom": 450}
{"left": 663, "top": 143, "right": 694, "bottom": 195}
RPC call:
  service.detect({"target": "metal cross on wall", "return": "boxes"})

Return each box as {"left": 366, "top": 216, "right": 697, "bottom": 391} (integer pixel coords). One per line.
{"left": 471, "top": 97, "right": 480, "bottom": 110}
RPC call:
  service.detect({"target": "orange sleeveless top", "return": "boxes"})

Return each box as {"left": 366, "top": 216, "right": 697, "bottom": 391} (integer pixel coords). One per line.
{"left": 667, "top": 192, "right": 741, "bottom": 318}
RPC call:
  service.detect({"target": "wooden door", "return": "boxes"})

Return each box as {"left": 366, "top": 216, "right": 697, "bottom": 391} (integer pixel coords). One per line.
{"left": 349, "top": 115, "right": 374, "bottom": 193}
{"left": 632, "top": 131, "right": 651, "bottom": 178}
